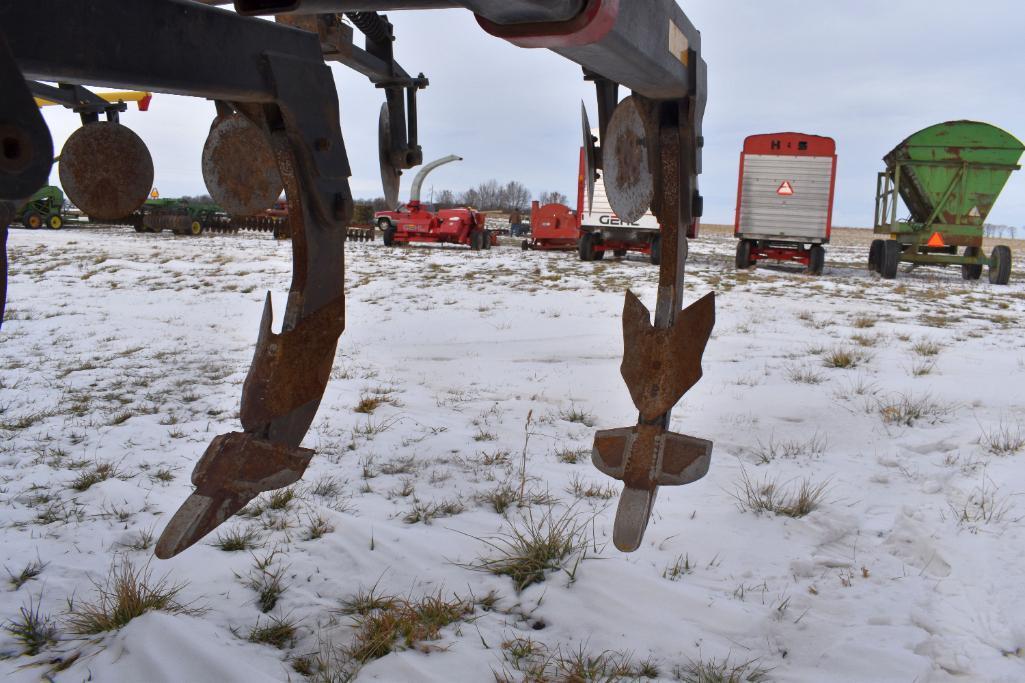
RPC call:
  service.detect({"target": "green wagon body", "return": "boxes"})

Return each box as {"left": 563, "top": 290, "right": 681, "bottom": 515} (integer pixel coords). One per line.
{"left": 872, "top": 121, "right": 1023, "bottom": 282}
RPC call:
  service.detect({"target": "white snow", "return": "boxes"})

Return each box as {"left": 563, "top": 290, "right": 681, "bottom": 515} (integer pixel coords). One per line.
{"left": 1, "top": 226, "right": 1024, "bottom": 682}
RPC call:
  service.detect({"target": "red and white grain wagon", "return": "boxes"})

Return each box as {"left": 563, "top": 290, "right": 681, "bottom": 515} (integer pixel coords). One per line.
{"left": 734, "top": 133, "right": 837, "bottom": 275}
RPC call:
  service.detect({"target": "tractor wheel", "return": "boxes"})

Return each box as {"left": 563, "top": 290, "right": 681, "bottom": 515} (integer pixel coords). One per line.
{"left": 190, "top": 220, "right": 203, "bottom": 236}
{"left": 377, "top": 219, "right": 391, "bottom": 232}
{"left": 808, "top": 245, "right": 825, "bottom": 276}
{"left": 23, "top": 211, "right": 42, "bottom": 229}
{"left": 650, "top": 235, "right": 661, "bottom": 265}
{"left": 961, "top": 246, "right": 983, "bottom": 280}
{"left": 483, "top": 230, "right": 493, "bottom": 250}
{"left": 735, "top": 239, "right": 752, "bottom": 269}
{"left": 521, "top": 240, "right": 529, "bottom": 251}
{"left": 613, "top": 249, "right": 627, "bottom": 258}
{"left": 382, "top": 226, "right": 397, "bottom": 247}
{"left": 578, "top": 232, "right": 596, "bottom": 261}
{"left": 880, "top": 240, "right": 901, "bottom": 280}
{"left": 868, "top": 239, "right": 883, "bottom": 272}
{"left": 469, "top": 230, "right": 483, "bottom": 251}
{"left": 988, "top": 245, "right": 1012, "bottom": 285}
{"left": 48, "top": 214, "right": 63, "bottom": 230}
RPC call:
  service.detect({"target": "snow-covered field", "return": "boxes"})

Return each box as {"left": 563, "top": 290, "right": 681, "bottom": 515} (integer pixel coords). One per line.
{"left": 1, "top": 226, "right": 1024, "bottom": 682}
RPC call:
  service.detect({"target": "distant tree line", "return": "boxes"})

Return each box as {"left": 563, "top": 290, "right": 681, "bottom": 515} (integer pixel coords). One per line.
{"left": 984, "top": 223, "right": 1021, "bottom": 238}
{"left": 349, "top": 181, "right": 569, "bottom": 224}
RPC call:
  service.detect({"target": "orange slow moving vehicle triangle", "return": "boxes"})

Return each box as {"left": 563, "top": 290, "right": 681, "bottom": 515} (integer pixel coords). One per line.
{"left": 927, "top": 232, "right": 946, "bottom": 247}
{"left": 776, "top": 180, "right": 794, "bottom": 196}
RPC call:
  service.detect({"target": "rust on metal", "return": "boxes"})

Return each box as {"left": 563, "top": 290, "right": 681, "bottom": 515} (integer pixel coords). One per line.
{"left": 58, "top": 121, "right": 153, "bottom": 220}
{"left": 603, "top": 96, "right": 657, "bottom": 225}
{"left": 620, "top": 290, "right": 715, "bottom": 421}
{"left": 594, "top": 424, "right": 711, "bottom": 491}
{"left": 154, "top": 432, "right": 313, "bottom": 559}
{"left": 202, "top": 113, "right": 283, "bottom": 216}
{"left": 239, "top": 291, "right": 346, "bottom": 429}
{"left": 591, "top": 96, "right": 714, "bottom": 552}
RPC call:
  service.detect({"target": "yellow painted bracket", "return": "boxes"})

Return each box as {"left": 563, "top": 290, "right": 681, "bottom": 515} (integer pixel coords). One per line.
{"left": 35, "top": 91, "right": 153, "bottom": 111}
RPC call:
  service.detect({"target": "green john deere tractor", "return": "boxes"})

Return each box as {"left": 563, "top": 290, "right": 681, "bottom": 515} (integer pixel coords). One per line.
{"left": 17, "top": 185, "right": 65, "bottom": 230}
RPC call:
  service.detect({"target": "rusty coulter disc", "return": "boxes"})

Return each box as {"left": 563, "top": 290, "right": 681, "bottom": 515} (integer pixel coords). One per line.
{"left": 604, "top": 96, "right": 657, "bottom": 225}
{"left": 202, "top": 113, "right": 282, "bottom": 216}
{"left": 59, "top": 122, "right": 153, "bottom": 221}
{"left": 378, "top": 102, "right": 401, "bottom": 209}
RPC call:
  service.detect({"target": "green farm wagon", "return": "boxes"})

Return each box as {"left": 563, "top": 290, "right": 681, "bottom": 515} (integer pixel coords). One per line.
{"left": 871, "top": 121, "right": 1023, "bottom": 284}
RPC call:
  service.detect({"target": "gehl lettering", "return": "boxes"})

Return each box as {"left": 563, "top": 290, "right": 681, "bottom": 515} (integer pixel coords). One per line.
{"left": 600, "top": 215, "right": 641, "bottom": 227}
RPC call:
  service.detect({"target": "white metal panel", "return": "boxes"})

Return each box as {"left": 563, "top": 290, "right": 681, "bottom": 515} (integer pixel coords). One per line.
{"left": 581, "top": 172, "right": 660, "bottom": 232}
{"left": 737, "top": 154, "right": 833, "bottom": 241}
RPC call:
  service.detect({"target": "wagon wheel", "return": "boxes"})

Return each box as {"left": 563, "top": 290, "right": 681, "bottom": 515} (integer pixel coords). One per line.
{"left": 735, "top": 239, "right": 751, "bottom": 269}
{"left": 807, "top": 245, "right": 825, "bottom": 276}
{"left": 880, "top": 240, "right": 901, "bottom": 280}
{"left": 989, "top": 245, "right": 1012, "bottom": 285}
{"left": 961, "top": 246, "right": 982, "bottom": 280}
{"left": 868, "top": 239, "right": 883, "bottom": 273}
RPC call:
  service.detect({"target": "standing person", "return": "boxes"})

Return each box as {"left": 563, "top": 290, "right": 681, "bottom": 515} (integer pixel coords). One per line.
{"left": 509, "top": 208, "right": 525, "bottom": 237}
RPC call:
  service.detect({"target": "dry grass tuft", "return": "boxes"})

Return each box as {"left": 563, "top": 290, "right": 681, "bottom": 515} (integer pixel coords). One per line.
{"left": 877, "top": 392, "right": 951, "bottom": 426}
{"left": 673, "top": 656, "right": 771, "bottom": 683}
{"left": 4, "top": 596, "right": 59, "bottom": 655}
{"left": 822, "top": 346, "right": 868, "bottom": 369}
{"left": 496, "top": 638, "right": 660, "bottom": 682}
{"left": 64, "top": 558, "right": 202, "bottom": 634}
{"left": 341, "top": 590, "right": 474, "bottom": 664}
{"left": 980, "top": 420, "right": 1025, "bottom": 456}
{"left": 464, "top": 507, "right": 592, "bottom": 591}
{"left": 732, "top": 469, "right": 829, "bottom": 518}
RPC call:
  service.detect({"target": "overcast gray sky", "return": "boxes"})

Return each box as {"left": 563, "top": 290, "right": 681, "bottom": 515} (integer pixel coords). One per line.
{"left": 41, "top": 0, "right": 1025, "bottom": 227}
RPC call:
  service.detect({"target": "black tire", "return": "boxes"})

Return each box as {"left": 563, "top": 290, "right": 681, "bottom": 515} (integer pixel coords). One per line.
{"left": 593, "top": 235, "right": 605, "bottom": 261}
{"left": 382, "top": 226, "right": 397, "bottom": 247}
{"left": 23, "top": 211, "right": 42, "bottom": 229}
{"left": 961, "top": 246, "right": 983, "bottom": 280}
{"left": 613, "top": 249, "right": 627, "bottom": 257}
{"left": 469, "top": 230, "right": 483, "bottom": 251}
{"left": 735, "top": 239, "right": 752, "bottom": 269}
{"left": 868, "top": 239, "right": 883, "bottom": 273}
{"left": 650, "top": 235, "right": 661, "bottom": 266}
{"left": 521, "top": 239, "right": 529, "bottom": 251}
{"left": 377, "top": 218, "right": 391, "bottom": 232}
{"left": 989, "top": 245, "right": 1012, "bottom": 285}
{"left": 578, "top": 232, "right": 596, "bottom": 261}
{"left": 880, "top": 240, "right": 901, "bottom": 279}
{"left": 808, "top": 245, "right": 825, "bottom": 276}
{"left": 483, "top": 230, "right": 492, "bottom": 250}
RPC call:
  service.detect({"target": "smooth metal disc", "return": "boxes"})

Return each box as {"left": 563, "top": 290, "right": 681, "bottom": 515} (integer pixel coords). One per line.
{"left": 379, "top": 102, "right": 401, "bottom": 209}
{"left": 604, "top": 96, "right": 657, "bottom": 225}
{"left": 59, "top": 122, "right": 153, "bottom": 220}
{"left": 581, "top": 102, "right": 596, "bottom": 214}
{"left": 202, "top": 114, "right": 282, "bottom": 216}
